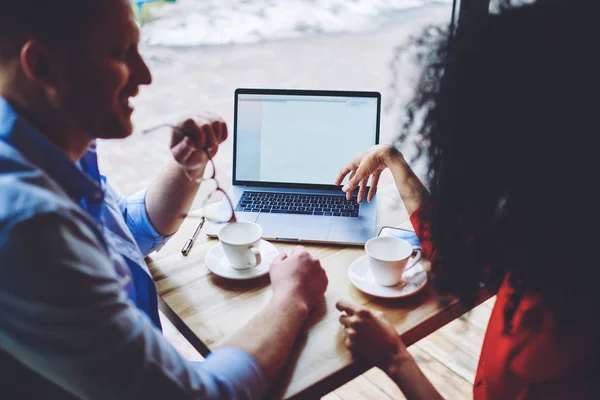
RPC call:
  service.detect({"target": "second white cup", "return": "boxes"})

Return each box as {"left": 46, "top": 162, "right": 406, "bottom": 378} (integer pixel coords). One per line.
{"left": 365, "top": 236, "right": 422, "bottom": 286}
{"left": 218, "top": 221, "right": 263, "bottom": 270}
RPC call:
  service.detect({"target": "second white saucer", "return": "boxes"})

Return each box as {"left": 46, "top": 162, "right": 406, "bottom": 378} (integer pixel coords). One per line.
{"left": 205, "top": 239, "right": 278, "bottom": 280}
{"left": 348, "top": 255, "right": 428, "bottom": 299}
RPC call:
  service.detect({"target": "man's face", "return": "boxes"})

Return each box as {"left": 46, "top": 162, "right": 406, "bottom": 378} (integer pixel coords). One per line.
{"left": 50, "top": 0, "right": 152, "bottom": 139}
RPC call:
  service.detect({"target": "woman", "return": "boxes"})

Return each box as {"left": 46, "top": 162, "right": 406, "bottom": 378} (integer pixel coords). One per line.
{"left": 335, "top": 1, "right": 600, "bottom": 398}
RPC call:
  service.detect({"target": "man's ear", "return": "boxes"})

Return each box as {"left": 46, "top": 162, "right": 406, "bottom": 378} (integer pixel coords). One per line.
{"left": 19, "top": 40, "right": 57, "bottom": 89}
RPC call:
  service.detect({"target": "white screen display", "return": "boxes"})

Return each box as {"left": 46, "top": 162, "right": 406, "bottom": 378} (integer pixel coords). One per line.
{"left": 235, "top": 93, "right": 378, "bottom": 185}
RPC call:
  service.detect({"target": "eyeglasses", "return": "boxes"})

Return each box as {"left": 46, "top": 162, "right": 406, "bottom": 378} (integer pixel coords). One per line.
{"left": 142, "top": 124, "right": 237, "bottom": 225}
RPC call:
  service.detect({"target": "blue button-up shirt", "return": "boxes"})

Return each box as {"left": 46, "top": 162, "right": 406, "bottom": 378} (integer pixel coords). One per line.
{"left": 0, "top": 97, "right": 266, "bottom": 399}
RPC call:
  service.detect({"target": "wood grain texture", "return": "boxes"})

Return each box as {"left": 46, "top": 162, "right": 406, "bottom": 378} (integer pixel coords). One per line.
{"left": 147, "top": 202, "right": 492, "bottom": 399}
{"left": 159, "top": 298, "right": 496, "bottom": 400}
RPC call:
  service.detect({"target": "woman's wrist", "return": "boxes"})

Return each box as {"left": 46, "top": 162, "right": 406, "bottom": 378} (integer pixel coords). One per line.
{"left": 385, "top": 346, "right": 444, "bottom": 400}
{"left": 383, "top": 149, "right": 429, "bottom": 215}
{"left": 385, "top": 347, "right": 414, "bottom": 377}
{"left": 381, "top": 145, "right": 404, "bottom": 168}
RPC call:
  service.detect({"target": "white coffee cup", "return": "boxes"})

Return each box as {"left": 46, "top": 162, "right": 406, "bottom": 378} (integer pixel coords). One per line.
{"left": 365, "top": 236, "right": 422, "bottom": 286}
{"left": 218, "top": 221, "right": 263, "bottom": 270}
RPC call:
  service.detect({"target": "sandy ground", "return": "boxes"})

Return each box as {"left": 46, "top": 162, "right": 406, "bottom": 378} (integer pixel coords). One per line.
{"left": 97, "top": 4, "right": 451, "bottom": 211}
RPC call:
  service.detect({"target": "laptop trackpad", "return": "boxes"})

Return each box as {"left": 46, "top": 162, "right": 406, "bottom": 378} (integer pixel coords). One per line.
{"left": 256, "top": 213, "right": 331, "bottom": 242}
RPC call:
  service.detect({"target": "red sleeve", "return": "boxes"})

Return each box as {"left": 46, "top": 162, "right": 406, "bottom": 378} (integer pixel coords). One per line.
{"left": 409, "top": 205, "right": 435, "bottom": 261}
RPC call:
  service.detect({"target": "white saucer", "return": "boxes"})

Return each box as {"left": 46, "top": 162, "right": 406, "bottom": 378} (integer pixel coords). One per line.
{"left": 348, "top": 255, "right": 428, "bottom": 299}
{"left": 205, "top": 240, "right": 278, "bottom": 280}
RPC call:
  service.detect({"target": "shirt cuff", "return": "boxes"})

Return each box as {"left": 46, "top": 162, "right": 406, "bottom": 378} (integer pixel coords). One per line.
{"left": 409, "top": 202, "right": 436, "bottom": 262}
{"left": 125, "top": 188, "right": 172, "bottom": 255}
{"left": 202, "top": 347, "right": 267, "bottom": 400}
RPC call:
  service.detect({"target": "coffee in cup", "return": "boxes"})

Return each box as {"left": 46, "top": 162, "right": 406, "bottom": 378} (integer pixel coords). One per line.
{"left": 364, "top": 236, "right": 422, "bottom": 286}
{"left": 218, "top": 221, "right": 263, "bottom": 269}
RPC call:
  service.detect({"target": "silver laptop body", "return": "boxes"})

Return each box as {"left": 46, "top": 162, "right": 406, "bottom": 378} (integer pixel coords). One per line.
{"left": 206, "top": 88, "right": 380, "bottom": 246}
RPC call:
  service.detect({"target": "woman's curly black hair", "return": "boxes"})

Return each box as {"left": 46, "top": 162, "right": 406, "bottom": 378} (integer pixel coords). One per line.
{"left": 395, "top": 0, "right": 600, "bottom": 333}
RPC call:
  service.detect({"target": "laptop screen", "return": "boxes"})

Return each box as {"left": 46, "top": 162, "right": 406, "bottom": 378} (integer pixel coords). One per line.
{"left": 234, "top": 90, "right": 380, "bottom": 187}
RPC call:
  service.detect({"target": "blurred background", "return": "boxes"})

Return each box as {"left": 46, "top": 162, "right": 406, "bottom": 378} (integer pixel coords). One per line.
{"left": 107, "top": 4, "right": 498, "bottom": 399}
{"left": 98, "top": 0, "right": 453, "bottom": 207}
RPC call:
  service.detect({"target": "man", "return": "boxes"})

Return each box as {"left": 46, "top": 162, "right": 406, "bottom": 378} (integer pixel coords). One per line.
{"left": 0, "top": 0, "right": 328, "bottom": 398}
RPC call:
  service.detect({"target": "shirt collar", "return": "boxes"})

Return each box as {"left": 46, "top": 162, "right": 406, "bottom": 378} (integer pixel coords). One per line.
{"left": 0, "top": 97, "right": 104, "bottom": 203}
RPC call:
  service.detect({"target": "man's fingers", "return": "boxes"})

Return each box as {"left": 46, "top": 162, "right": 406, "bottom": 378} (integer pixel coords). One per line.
{"left": 273, "top": 251, "right": 288, "bottom": 263}
{"left": 291, "top": 245, "right": 307, "bottom": 256}
{"left": 207, "top": 145, "right": 219, "bottom": 159}
{"left": 213, "top": 119, "right": 228, "bottom": 143}
{"left": 339, "top": 314, "right": 354, "bottom": 327}
{"left": 367, "top": 172, "right": 380, "bottom": 202}
{"left": 336, "top": 300, "right": 360, "bottom": 316}
{"left": 179, "top": 118, "right": 204, "bottom": 148}
{"left": 344, "top": 335, "right": 354, "bottom": 349}
{"left": 201, "top": 124, "right": 220, "bottom": 150}
{"left": 171, "top": 138, "right": 194, "bottom": 164}
{"left": 345, "top": 327, "right": 357, "bottom": 339}
{"left": 170, "top": 127, "right": 185, "bottom": 149}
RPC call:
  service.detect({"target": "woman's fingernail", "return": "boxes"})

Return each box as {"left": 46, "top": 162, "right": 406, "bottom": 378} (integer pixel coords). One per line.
{"left": 342, "top": 184, "right": 350, "bottom": 192}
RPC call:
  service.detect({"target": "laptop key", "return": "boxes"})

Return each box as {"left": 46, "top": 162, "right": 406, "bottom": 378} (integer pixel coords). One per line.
{"left": 323, "top": 212, "right": 333, "bottom": 216}
{"left": 271, "top": 209, "right": 313, "bottom": 215}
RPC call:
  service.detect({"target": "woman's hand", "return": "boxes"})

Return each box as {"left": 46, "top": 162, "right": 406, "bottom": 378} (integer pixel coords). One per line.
{"left": 337, "top": 300, "right": 444, "bottom": 399}
{"left": 336, "top": 300, "right": 410, "bottom": 369}
{"left": 335, "top": 144, "right": 402, "bottom": 203}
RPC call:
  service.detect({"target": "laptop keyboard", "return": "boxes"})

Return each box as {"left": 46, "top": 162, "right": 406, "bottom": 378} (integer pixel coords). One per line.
{"left": 235, "top": 191, "right": 360, "bottom": 217}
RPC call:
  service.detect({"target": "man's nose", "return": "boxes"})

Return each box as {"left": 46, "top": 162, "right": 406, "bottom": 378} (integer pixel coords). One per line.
{"left": 133, "top": 52, "right": 153, "bottom": 86}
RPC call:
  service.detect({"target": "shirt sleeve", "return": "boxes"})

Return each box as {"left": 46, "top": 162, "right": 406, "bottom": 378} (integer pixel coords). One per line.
{"left": 106, "top": 181, "right": 171, "bottom": 256}
{"left": 409, "top": 203, "right": 435, "bottom": 261}
{"left": 0, "top": 212, "right": 266, "bottom": 400}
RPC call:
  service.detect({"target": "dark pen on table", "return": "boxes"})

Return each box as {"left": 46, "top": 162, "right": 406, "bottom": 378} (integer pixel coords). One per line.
{"left": 181, "top": 216, "right": 206, "bottom": 256}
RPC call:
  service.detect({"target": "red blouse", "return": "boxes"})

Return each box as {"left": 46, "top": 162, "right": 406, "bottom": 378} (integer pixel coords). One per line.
{"left": 410, "top": 206, "right": 597, "bottom": 399}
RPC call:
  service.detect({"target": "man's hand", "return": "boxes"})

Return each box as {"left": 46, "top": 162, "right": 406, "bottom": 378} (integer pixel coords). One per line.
{"left": 335, "top": 144, "right": 402, "bottom": 203}
{"left": 270, "top": 246, "right": 328, "bottom": 313}
{"left": 221, "top": 246, "right": 327, "bottom": 386}
{"left": 170, "top": 113, "right": 228, "bottom": 180}
{"left": 336, "top": 300, "right": 410, "bottom": 370}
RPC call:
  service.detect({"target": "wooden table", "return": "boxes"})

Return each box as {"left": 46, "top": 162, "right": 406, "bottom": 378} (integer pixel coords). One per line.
{"left": 147, "top": 185, "right": 491, "bottom": 399}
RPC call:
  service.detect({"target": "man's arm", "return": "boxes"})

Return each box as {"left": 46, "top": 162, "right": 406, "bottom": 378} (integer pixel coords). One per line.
{"left": 145, "top": 160, "right": 202, "bottom": 236}
{"left": 145, "top": 115, "right": 228, "bottom": 236}
{"left": 0, "top": 213, "right": 266, "bottom": 399}
{"left": 221, "top": 248, "right": 328, "bottom": 385}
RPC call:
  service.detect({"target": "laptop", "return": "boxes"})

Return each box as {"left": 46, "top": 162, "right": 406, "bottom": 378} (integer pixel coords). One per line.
{"left": 205, "top": 88, "right": 380, "bottom": 246}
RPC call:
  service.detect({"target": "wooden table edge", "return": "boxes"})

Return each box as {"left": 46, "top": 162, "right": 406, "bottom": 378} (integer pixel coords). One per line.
{"left": 281, "top": 288, "right": 493, "bottom": 399}
{"left": 158, "top": 281, "right": 493, "bottom": 400}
